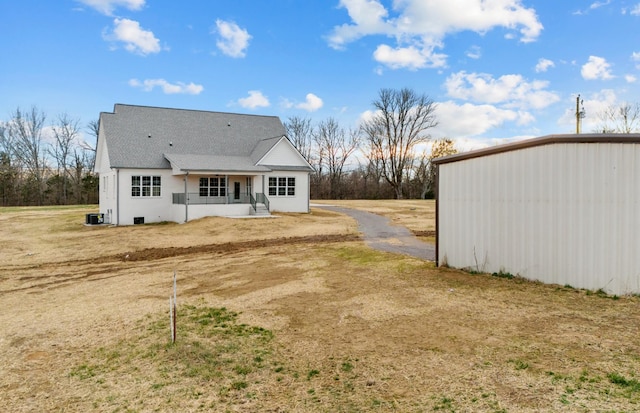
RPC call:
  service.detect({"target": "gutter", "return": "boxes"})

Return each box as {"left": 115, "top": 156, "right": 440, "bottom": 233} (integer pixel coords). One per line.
{"left": 434, "top": 164, "right": 439, "bottom": 266}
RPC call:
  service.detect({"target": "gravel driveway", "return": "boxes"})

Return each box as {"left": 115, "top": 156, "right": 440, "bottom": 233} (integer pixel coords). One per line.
{"left": 314, "top": 205, "right": 435, "bottom": 261}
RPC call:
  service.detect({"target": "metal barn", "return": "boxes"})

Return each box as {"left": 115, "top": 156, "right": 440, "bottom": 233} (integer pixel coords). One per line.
{"left": 434, "top": 134, "right": 640, "bottom": 295}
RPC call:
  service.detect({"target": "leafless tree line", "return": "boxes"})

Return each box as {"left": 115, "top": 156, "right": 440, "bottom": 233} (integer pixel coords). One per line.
{"left": 0, "top": 106, "right": 98, "bottom": 206}
{"left": 595, "top": 102, "right": 640, "bottom": 134}
{"left": 286, "top": 88, "right": 456, "bottom": 200}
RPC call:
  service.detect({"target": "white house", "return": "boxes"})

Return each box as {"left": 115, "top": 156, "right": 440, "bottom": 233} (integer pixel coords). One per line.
{"left": 434, "top": 134, "right": 640, "bottom": 295}
{"left": 94, "top": 104, "right": 313, "bottom": 225}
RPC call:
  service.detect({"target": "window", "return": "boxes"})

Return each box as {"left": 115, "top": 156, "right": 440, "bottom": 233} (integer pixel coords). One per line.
{"left": 131, "top": 175, "right": 161, "bottom": 197}
{"left": 199, "top": 177, "right": 226, "bottom": 197}
{"left": 268, "top": 176, "right": 295, "bottom": 196}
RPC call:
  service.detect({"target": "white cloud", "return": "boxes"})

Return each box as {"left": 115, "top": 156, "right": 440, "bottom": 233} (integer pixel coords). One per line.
{"left": 373, "top": 44, "right": 447, "bottom": 70}
{"left": 445, "top": 71, "right": 560, "bottom": 109}
{"left": 214, "top": 19, "right": 251, "bottom": 58}
{"left": 104, "top": 18, "right": 161, "bottom": 55}
{"left": 76, "top": 0, "right": 144, "bottom": 15}
{"left": 466, "top": 45, "right": 482, "bottom": 59}
{"left": 632, "top": 51, "right": 640, "bottom": 68}
{"left": 625, "top": 74, "right": 637, "bottom": 83}
{"left": 129, "top": 79, "right": 203, "bottom": 94}
{"left": 295, "top": 93, "right": 324, "bottom": 112}
{"left": 327, "top": 0, "right": 543, "bottom": 69}
{"left": 631, "top": 4, "right": 640, "bottom": 15}
{"left": 430, "top": 100, "right": 526, "bottom": 138}
{"left": 238, "top": 90, "right": 270, "bottom": 109}
{"left": 573, "top": 0, "right": 612, "bottom": 15}
{"left": 535, "top": 58, "right": 555, "bottom": 72}
{"left": 581, "top": 55, "right": 614, "bottom": 80}
{"left": 590, "top": 0, "right": 611, "bottom": 10}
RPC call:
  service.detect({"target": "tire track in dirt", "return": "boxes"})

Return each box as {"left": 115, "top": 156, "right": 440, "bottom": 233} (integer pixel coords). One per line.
{"left": 0, "top": 234, "right": 361, "bottom": 295}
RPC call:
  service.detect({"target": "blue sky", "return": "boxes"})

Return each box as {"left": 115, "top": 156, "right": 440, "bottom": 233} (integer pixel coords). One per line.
{"left": 2, "top": 0, "right": 640, "bottom": 151}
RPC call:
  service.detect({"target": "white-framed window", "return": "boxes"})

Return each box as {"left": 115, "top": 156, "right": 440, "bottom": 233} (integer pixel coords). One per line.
{"left": 268, "top": 176, "right": 295, "bottom": 196}
{"left": 199, "top": 177, "right": 226, "bottom": 197}
{"left": 132, "top": 175, "right": 161, "bottom": 197}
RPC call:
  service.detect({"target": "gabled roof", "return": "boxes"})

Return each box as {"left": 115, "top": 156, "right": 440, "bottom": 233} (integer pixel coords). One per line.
{"left": 99, "top": 104, "right": 290, "bottom": 170}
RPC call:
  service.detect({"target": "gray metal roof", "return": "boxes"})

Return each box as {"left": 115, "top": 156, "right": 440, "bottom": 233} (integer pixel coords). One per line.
{"left": 433, "top": 133, "right": 640, "bottom": 165}
{"left": 100, "top": 104, "right": 287, "bottom": 169}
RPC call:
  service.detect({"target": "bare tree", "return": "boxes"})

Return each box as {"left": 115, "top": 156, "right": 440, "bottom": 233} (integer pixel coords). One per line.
{"left": 85, "top": 119, "right": 99, "bottom": 171}
{"left": 49, "top": 113, "right": 80, "bottom": 204}
{"left": 356, "top": 148, "right": 386, "bottom": 198}
{"left": 595, "top": 102, "right": 640, "bottom": 133}
{"left": 0, "top": 123, "right": 20, "bottom": 205}
{"left": 284, "top": 116, "right": 313, "bottom": 162}
{"left": 426, "top": 138, "right": 457, "bottom": 198}
{"left": 8, "top": 106, "right": 48, "bottom": 205}
{"left": 313, "top": 118, "right": 360, "bottom": 199}
{"left": 361, "top": 88, "right": 438, "bottom": 199}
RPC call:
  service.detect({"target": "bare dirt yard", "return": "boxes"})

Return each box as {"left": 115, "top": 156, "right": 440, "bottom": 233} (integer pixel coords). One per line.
{"left": 1, "top": 201, "right": 640, "bottom": 412}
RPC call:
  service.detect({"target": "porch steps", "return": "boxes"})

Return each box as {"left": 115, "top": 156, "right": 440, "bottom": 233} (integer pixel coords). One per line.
{"left": 251, "top": 203, "right": 270, "bottom": 216}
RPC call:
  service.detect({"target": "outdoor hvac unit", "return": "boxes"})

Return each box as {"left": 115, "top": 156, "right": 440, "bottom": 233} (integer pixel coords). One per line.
{"left": 85, "top": 213, "right": 104, "bottom": 225}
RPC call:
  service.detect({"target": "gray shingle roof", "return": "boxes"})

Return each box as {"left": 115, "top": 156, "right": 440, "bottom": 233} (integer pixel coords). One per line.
{"left": 164, "top": 153, "right": 271, "bottom": 172}
{"left": 100, "top": 104, "right": 287, "bottom": 169}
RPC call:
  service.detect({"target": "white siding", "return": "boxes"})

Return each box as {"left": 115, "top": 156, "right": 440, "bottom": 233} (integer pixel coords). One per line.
{"left": 438, "top": 142, "right": 640, "bottom": 295}
{"left": 259, "top": 138, "right": 309, "bottom": 167}
{"left": 116, "top": 169, "right": 182, "bottom": 225}
{"left": 264, "top": 171, "right": 310, "bottom": 213}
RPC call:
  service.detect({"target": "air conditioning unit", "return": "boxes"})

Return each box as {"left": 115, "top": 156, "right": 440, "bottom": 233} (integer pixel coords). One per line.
{"left": 85, "top": 213, "right": 104, "bottom": 225}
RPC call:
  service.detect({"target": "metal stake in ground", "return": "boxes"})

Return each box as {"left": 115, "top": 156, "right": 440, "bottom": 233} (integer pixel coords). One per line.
{"left": 169, "top": 271, "right": 177, "bottom": 343}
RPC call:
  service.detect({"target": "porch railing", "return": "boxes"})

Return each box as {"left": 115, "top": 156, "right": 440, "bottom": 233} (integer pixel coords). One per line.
{"left": 172, "top": 193, "right": 251, "bottom": 205}
{"left": 249, "top": 193, "right": 270, "bottom": 213}
{"left": 256, "top": 193, "right": 270, "bottom": 211}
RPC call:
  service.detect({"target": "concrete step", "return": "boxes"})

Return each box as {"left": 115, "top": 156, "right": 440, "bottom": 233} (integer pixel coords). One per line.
{"left": 251, "top": 204, "right": 270, "bottom": 216}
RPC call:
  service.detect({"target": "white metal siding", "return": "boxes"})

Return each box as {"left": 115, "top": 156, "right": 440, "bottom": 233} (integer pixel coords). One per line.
{"left": 438, "top": 143, "right": 640, "bottom": 295}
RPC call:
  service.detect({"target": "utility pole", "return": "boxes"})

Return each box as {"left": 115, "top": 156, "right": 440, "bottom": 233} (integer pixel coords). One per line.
{"left": 576, "top": 95, "right": 586, "bottom": 134}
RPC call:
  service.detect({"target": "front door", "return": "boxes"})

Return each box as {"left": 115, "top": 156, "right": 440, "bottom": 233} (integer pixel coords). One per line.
{"left": 234, "top": 182, "right": 240, "bottom": 200}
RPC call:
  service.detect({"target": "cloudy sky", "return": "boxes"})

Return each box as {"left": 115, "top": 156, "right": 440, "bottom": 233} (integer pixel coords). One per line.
{"left": 2, "top": 0, "right": 640, "bottom": 150}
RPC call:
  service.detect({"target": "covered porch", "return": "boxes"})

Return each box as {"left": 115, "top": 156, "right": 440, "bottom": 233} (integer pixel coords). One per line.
{"left": 171, "top": 173, "right": 271, "bottom": 221}
{"left": 163, "top": 153, "right": 276, "bottom": 221}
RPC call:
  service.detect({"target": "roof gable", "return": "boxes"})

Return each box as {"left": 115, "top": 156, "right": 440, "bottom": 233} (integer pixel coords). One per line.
{"left": 99, "top": 104, "right": 287, "bottom": 169}
{"left": 256, "top": 136, "right": 313, "bottom": 170}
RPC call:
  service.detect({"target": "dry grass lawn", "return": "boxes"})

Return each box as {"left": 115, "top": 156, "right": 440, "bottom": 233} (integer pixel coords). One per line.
{"left": 1, "top": 201, "right": 640, "bottom": 412}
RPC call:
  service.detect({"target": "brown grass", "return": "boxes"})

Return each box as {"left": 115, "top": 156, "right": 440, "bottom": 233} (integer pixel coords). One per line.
{"left": 1, "top": 201, "right": 640, "bottom": 412}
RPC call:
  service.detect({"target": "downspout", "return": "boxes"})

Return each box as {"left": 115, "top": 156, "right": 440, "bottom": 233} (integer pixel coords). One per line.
{"left": 184, "top": 171, "right": 189, "bottom": 223}
{"left": 307, "top": 173, "right": 310, "bottom": 213}
{"left": 116, "top": 168, "right": 120, "bottom": 226}
{"left": 434, "top": 163, "right": 439, "bottom": 266}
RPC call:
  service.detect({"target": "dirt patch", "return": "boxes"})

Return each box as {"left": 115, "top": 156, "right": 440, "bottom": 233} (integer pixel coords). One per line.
{"left": 1, "top": 204, "right": 640, "bottom": 412}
